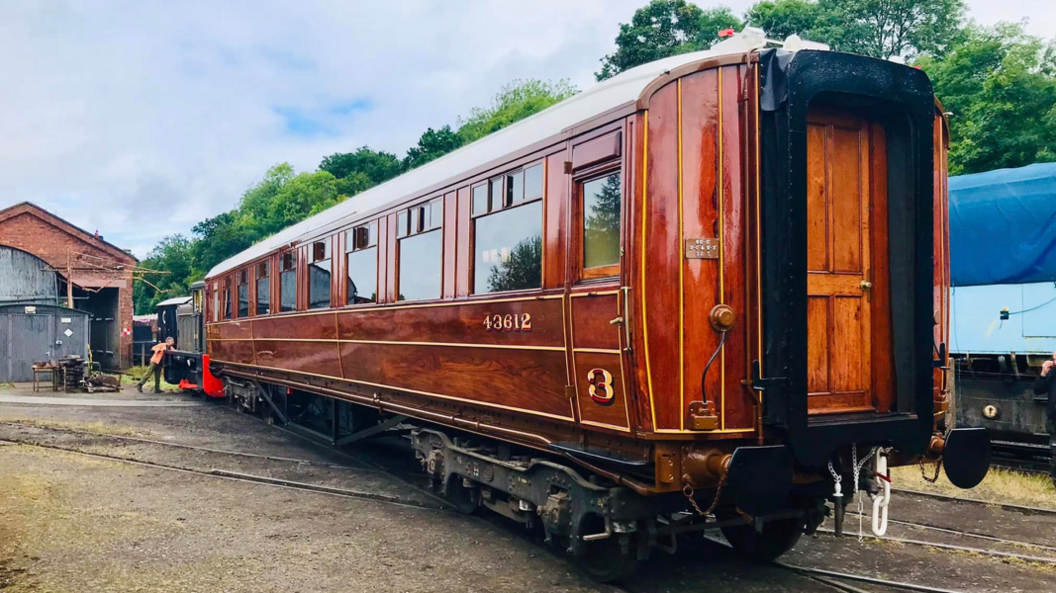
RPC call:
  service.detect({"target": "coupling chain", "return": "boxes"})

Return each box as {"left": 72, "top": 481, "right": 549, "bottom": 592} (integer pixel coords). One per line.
{"left": 683, "top": 473, "right": 726, "bottom": 517}
{"left": 919, "top": 456, "right": 944, "bottom": 483}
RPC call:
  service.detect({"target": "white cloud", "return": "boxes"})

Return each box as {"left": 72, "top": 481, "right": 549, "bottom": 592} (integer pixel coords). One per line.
{"left": 0, "top": 0, "right": 1051, "bottom": 258}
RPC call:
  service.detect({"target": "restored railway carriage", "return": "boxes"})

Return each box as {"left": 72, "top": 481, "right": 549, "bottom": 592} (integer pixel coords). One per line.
{"left": 200, "top": 34, "right": 989, "bottom": 579}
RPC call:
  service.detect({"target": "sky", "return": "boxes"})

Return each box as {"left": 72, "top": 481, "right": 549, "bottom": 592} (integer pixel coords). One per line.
{"left": 0, "top": 0, "right": 1053, "bottom": 258}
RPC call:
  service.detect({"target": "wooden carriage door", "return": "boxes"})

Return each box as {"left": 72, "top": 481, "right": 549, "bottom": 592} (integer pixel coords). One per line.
{"left": 806, "top": 109, "right": 884, "bottom": 415}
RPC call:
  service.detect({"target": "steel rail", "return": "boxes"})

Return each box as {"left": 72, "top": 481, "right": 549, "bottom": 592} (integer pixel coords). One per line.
{"left": 893, "top": 487, "right": 1056, "bottom": 516}
{"left": 776, "top": 562, "right": 970, "bottom": 593}
{"left": 0, "top": 437, "right": 452, "bottom": 514}
{"left": 815, "top": 528, "right": 1056, "bottom": 564}
{"left": 0, "top": 420, "right": 376, "bottom": 471}
{"left": 843, "top": 510, "right": 1056, "bottom": 552}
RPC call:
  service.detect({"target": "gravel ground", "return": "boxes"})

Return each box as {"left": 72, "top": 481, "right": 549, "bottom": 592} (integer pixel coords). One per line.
{"left": 0, "top": 384, "right": 1054, "bottom": 592}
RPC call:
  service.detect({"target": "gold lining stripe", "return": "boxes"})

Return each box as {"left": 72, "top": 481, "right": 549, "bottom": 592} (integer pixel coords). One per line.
{"left": 211, "top": 359, "right": 576, "bottom": 423}
{"left": 654, "top": 428, "right": 755, "bottom": 434}
{"left": 718, "top": 66, "right": 727, "bottom": 431}
{"left": 569, "top": 289, "right": 621, "bottom": 298}
{"left": 640, "top": 110, "right": 658, "bottom": 431}
{"left": 616, "top": 287, "right": 633, "bottom": 431}
{"left": 677, "top": 78, "right": 685, "bottom": 432}
{"left": 206, "top": 293, "right": 565, "bottom": 327}
{"left": 218, "top": 337, "right": 565, "bottom": 352}
{"left": 572, "top": 347, "right": 622, "bottom": 355}
{"left": 581, "top": 419, "right": 633, "bottom": 433}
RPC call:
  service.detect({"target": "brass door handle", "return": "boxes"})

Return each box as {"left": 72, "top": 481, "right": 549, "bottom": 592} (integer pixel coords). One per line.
{"left": 861, "top": 280, "right": 873, "bottom": 290}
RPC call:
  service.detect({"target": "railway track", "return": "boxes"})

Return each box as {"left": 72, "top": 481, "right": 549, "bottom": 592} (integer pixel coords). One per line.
{"left": 0, "top": 419, "right": 1039, "bottom": 593}
{"left": 990, "top": 439, "right": 1054, "bottom": 476}
{"left": 0, "top": 433, "right": 453, "bottom": 513}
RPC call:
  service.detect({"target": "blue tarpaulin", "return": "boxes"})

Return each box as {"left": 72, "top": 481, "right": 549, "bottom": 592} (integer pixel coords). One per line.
{"left": 949, "top": 162, "right": 1056, "bottom": 286}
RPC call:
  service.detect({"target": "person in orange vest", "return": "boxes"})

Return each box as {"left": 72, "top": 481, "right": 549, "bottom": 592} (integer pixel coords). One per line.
{"left": 137, "top": 337, "right": 174, "bottom": 393}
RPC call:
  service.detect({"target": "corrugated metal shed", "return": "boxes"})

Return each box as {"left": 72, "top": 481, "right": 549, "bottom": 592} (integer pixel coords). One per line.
{"left": 0, "top": 304, "right": 90, "bottom": 382}
{"left": 0, "top": 245, "right": 59, "bottom": 305}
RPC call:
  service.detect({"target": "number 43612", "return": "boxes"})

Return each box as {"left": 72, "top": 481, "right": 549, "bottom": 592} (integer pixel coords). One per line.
{"left": 484, "top": 313, "right": 532, "bottom": 332}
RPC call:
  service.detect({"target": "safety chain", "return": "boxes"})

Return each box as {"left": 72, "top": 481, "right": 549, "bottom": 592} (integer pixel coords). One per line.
{"left": 919, "top": 456, "right": 944, "bottom": 483}
{"left": 683, "top": 473, "right": 726, "bottom": 517}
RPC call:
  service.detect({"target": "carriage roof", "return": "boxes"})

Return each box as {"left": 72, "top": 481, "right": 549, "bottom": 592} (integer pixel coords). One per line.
{"left": 206, "top": 35, "right": 768, "bottom": 279}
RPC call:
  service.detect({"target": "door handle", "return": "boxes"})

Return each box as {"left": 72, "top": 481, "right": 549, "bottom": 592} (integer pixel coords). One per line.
{"left": 861, "top": 280, "right": 873, "bottom": 290}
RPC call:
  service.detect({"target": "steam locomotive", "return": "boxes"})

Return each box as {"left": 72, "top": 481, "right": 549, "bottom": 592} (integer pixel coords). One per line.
{"left": 163, "top": 30, "right": 989, "bottom": 581}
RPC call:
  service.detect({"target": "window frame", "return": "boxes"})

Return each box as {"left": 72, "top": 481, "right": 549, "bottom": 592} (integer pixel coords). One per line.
{"left": 307, "top": 238, "right": 333, "bottom": 310}
{"left": 278, "top": 250, "right": 298, "bottom": 313}
{"left": 395, "top": 197, "right": 444, "bottom": 302}
{"left": 470, "top": 161, "right": 545, "bottom": 295}
{"left": 574, "top": 164, "right": 624, "bottom": 282}
{"left": 255, "top": 260, "right": 271, "bottom": 316}
{"left": 222, "top": 276, "right": 233, "bottom": 320}
{"left": 345, "top": 220, "right": 379, "bottom": 306}
{"left": 236, "top": 268, "right": 250, "bottom": 318}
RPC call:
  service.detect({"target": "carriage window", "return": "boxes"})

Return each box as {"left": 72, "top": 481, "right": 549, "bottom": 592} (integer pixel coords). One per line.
{"left": 222, "top": 277, "right": 232, "bottom": 320}
{"left": 280, "top": 251, "right": 297, "bottom": 312}
{"left": 524, "top": 164, "right": 543, "bottom": 201}
{"left": 472, "top": 183, "right": 488, "bottom": 214}
{"left": 309, "top": 240, "right": 332, "bottom": 310}
{"left": 212, "top": 284, "right": 218, "bottom": 321}
{"left": 472, "top": 163, "right": 543, "bottom": 294}
{"left": 581, "top": 172, "right": 622, "bottom": 277}
{"left": 256, "top": 261, "right": 270, "bottom": 315}
{"left": 397, "top": 199, "right": 443, "bottom": 301}
{"left": 237, "top": 269, "right": 249, "bottom": 318}
{"left": 346, "top": 222, "right": 378, "bottom": 305}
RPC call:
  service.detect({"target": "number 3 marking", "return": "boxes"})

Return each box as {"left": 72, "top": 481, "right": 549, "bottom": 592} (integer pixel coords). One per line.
{"left": 587, "top": 368, "right": 614, "bottom": 405}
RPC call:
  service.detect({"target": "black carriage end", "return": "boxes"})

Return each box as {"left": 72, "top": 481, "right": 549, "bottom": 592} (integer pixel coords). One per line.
{"left": 757, "top": 49, "right": 937, "bottom": 468}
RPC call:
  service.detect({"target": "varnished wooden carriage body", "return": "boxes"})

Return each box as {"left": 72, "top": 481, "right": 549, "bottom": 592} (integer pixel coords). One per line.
{"left": 202, "top": 44, "right": 972, "bottom": 508}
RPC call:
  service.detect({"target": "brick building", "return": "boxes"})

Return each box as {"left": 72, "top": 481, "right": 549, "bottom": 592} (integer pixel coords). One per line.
{"left": 0, "top": 202, "right": 137, "bottom": 369}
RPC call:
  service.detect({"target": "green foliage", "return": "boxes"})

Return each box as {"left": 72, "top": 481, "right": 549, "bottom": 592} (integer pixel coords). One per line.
{"left": 319, "top": 146, "right": 402, "bottom": 186}
{"left": 404, "top": 125, "right": 465, "bottom": 171}
{"left": 917, "top": 22, "right": 1056, "bottom": 175}
{"left": 132, "top": 235, "right": 195, "bottom": 314}
{"left": 743, "top": 0, "right": 964, "bottom": 59}
{"left": 744, "top": 0, "right": 822, "bottom": 41}
{"left": 457, "top": 79, "right": 578, "bottom": 143}
{"left": 597, "top": 1, "right": 742, "bottom": 81}
{"left": 814, "top": 0, "right": 965, "bottom": 59}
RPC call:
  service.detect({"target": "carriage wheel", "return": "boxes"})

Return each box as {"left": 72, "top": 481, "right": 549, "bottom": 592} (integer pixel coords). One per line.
{"left": 572, "top": 515, "right": 638, "bottom": 583}
{"left": 720, "top": 516, "right": 802, "bottom": 561}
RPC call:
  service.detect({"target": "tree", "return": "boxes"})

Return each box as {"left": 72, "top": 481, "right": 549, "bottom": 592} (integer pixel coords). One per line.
{"left": 403, "top": 125, "right": 465, "bottom": 170}
{"left": 319, "top": 146, "right": 402, "bottom": 186}
{"left": 917, "top": 22, "right": 1056, "bottom": 175}
{"left": 814, "top": 0, "right": 965, "bottom": 60}
{"left": 133, "top": 234, "right": 195, "bottom": 314}
{"left": 744, "top": 0, "right": 822, "bottom": 41}
{"left": 596, "top": 1, "right": 742, "bottom": 81}
{"left": 457, "top": 79, "right": 578, "bottom": 143}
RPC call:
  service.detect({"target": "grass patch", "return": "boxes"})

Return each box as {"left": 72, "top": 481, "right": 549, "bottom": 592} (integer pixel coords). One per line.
{"left": 123, "top": 365, "right": 182, "bottom": 392}
{"left": 891, "top": 463, "right": 1056, "bottom": 509}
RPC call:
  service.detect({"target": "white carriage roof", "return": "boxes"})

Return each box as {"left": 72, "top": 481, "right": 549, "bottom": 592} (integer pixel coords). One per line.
{"left": 207, "top": 32, "right": 770, "bottom": 279}
{"left": 156, "top": 296, "right": 192, "bottom": 307}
